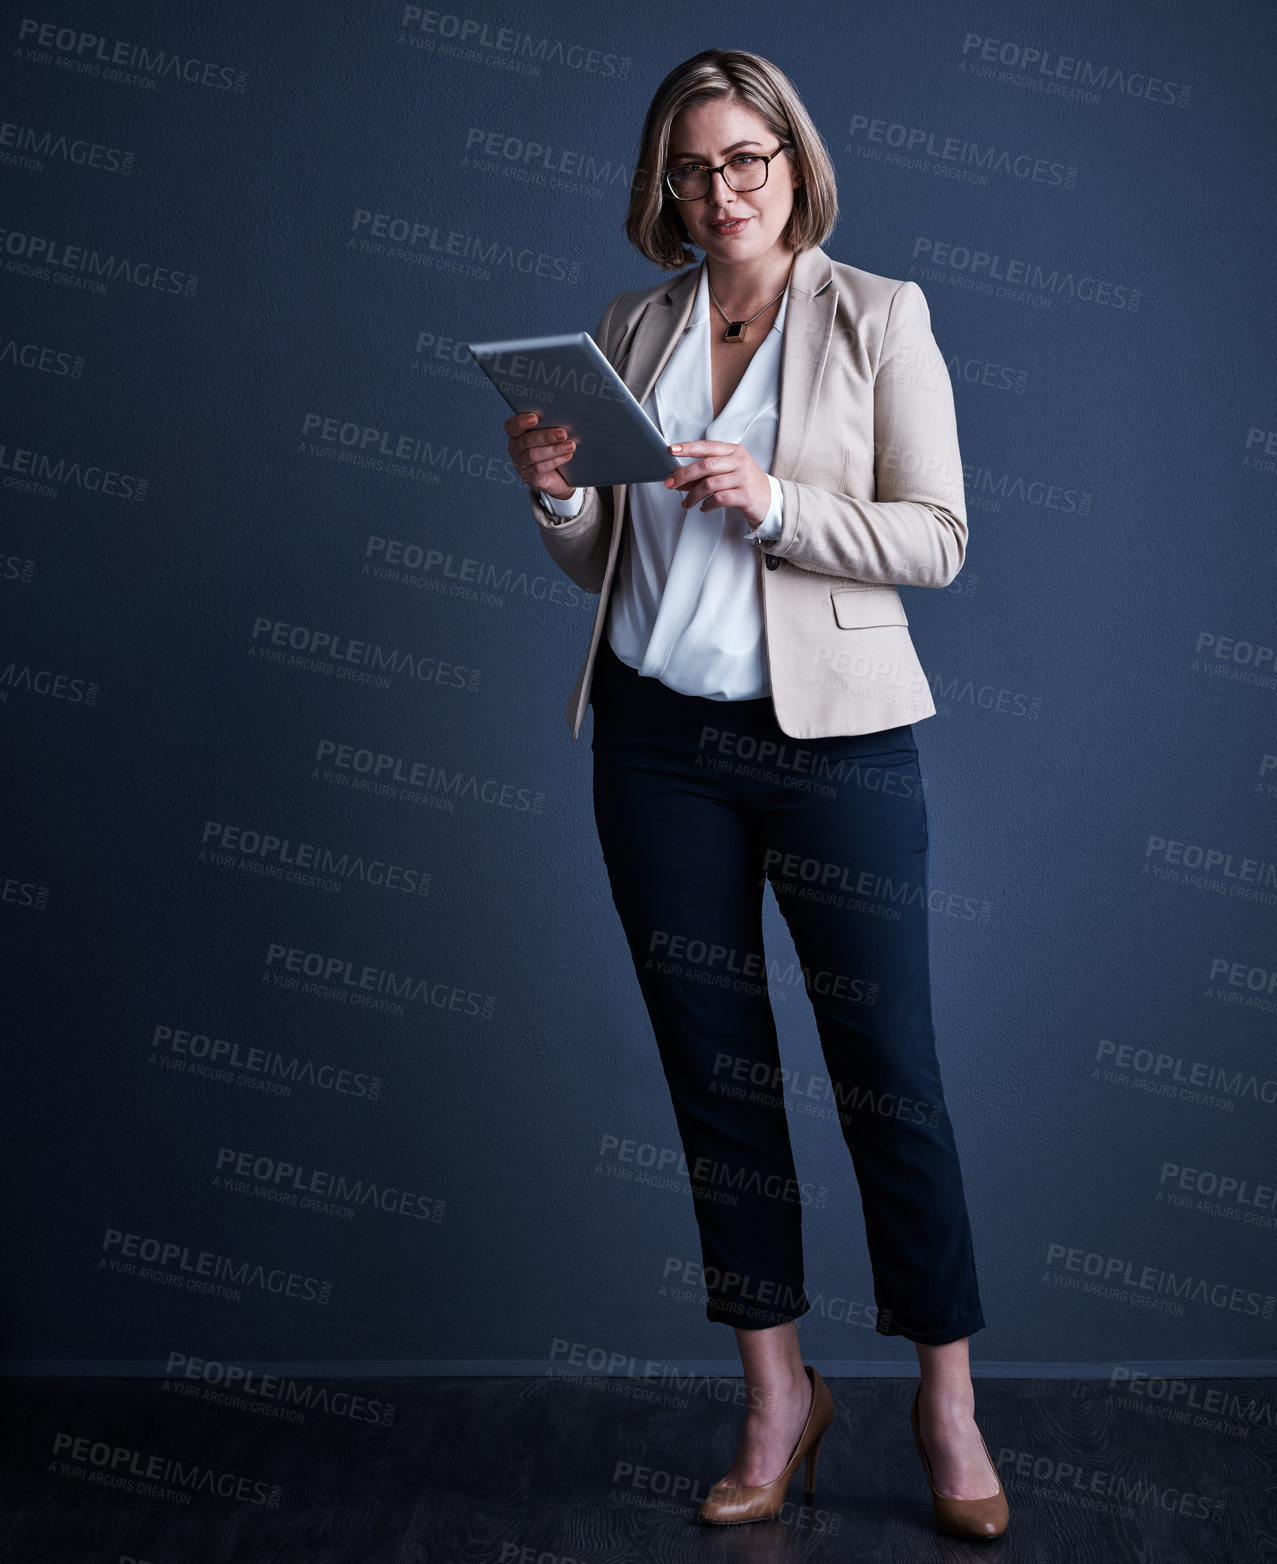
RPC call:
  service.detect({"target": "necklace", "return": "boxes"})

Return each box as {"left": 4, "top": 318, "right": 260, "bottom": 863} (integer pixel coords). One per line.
{"left": 706, "top": 261, "right": 793, "bottom": 343}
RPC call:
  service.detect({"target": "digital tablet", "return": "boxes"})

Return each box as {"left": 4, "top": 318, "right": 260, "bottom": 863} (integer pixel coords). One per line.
{"left": 465, "top": 330, "right": 687, "bottom": 489}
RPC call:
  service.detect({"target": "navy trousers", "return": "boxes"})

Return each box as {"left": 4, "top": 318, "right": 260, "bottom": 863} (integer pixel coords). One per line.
{"left": 588, "top": 632, "right": 985, "bottom": 1344}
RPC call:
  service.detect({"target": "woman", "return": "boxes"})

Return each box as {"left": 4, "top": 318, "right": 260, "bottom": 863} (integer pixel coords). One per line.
{"left": 503, "top": 49, "right": 1008, "bottom": 1544}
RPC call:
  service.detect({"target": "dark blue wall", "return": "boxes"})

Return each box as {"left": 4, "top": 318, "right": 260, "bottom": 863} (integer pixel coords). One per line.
{"left": 4, "top": 0, "right": 1275, "bottom": 1375}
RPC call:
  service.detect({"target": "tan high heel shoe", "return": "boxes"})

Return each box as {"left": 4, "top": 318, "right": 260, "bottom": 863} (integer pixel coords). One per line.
{"left": 909, "top": 1384, "right": 1009, "bottom": 1541}
{"left": 696, "top": 1363, "right": 835, "bottom": 1525}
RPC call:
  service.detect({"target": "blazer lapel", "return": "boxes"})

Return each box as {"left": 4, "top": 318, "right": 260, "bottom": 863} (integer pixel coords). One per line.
{"left": 772, "top": 244, "right": 836, "bottom": 482}
{"left": 615, "top": 243, "right": 837, "bottom": 481}
{"left": 620, "top": 262, "right": 701, "bottom": 409}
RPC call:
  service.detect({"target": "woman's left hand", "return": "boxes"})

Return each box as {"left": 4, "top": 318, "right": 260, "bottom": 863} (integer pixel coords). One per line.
{"left": 664, "top": 440, "right": 773, "bottom": 529}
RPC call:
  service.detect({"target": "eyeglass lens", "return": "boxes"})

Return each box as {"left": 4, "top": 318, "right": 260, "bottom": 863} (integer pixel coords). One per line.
{"left": 667, "top": 154, "right": 770, "bottom": 200}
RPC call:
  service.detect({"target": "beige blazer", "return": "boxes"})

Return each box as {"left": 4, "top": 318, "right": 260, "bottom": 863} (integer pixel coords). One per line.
{"left": 527, "top": 242, "right": 968, "bottom": 740}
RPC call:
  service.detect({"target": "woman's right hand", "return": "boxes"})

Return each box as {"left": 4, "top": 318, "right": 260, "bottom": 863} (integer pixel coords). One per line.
{"left": 506, "top": 410, "right": 578, "bottom": 502}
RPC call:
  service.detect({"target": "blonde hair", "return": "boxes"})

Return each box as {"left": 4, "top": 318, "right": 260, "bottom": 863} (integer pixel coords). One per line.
{"left": 624, "top": 49, "right": 839, "bottom": 270}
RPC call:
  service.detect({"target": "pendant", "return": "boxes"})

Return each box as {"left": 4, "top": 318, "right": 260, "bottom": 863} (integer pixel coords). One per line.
{"left": 724, "top": 320, "right": 746, "bottom": 342}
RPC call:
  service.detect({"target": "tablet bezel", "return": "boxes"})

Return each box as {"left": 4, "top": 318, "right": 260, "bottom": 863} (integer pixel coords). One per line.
{"left": 465, "top": 330, "right": 686, "bottom": 490}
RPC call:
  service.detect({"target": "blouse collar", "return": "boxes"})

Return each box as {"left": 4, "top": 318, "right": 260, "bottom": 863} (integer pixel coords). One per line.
{"left": 689, "top": 257, "right": 790, "bottom": 337}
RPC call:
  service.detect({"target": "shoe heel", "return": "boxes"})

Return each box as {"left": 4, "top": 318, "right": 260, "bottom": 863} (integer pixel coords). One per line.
{"left": 803, "top": 1427, "right": 826, "bottom": 1497}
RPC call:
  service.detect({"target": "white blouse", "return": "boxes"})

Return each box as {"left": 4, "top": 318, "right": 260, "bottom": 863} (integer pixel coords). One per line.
{"left": 539, "top": 258, "right": 788, "bottom": 701}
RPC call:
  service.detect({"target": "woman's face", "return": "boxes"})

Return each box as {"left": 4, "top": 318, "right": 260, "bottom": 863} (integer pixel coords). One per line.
{"left": 664, "top": 97, "right": 800, "bottom": 266}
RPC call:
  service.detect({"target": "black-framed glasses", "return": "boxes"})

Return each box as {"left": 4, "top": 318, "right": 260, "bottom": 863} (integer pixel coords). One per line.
{"left": 663, "top": 143, "right": 792, "bottom": 202}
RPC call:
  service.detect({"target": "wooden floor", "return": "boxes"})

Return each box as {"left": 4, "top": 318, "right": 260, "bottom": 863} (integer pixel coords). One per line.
{"left": 1, "top": 1374, "right": 1273, "bottom": 1561}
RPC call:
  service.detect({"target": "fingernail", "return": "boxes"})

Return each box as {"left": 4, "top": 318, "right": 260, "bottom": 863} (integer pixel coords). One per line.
{"left": 670, "top": 444, "right": 682, "bottom": 452}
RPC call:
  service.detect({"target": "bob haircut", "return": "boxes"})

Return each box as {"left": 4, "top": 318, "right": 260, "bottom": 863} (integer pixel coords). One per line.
{"left": 624, "top": 49, "right": 839, "bottom": 271}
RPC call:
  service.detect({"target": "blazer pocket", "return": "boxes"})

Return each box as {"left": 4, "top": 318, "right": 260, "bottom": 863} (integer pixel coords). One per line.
{"left": 830, "top": 586, "right": 909, "bottom": 629}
